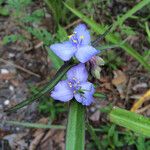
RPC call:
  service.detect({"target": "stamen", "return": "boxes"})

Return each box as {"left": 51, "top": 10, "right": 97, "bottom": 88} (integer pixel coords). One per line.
{"left": 80, "top": 35, "right": 84, "bottom": 39}
{"left": 73, "top": 40, "right": 77, "bottom": 43}
{"left": 68, "top": 33, "right": 75, "bottom": 39}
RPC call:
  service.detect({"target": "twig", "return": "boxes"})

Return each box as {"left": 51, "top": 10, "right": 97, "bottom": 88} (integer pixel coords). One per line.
{"left": 0, "top": 58, "right": 41, "bottom": 78}
{"left": 136, "top": 104, "right": 150, "bottom": 113}
{"left": 64, "top": 19, "right": 82, "bottom": 30}
{"left": 131, "top": 89, "right": 150, "bottom": 112}
{"left": 124, "top": 77, "right": 135, "bottom": 105}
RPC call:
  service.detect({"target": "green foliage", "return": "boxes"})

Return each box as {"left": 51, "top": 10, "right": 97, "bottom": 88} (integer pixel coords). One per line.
{"left": 56, "top": 25, "right": 68, "bottom": 42}
{"left": 45, "top": 0, "right": 79, "bottom": 25}
{"left": 145, "top": 22, "right": 150, "bottom": 43}
{"left": 21, "top": 9, "right": 45, "bottom": 23}
{"left": 112, "top": 0, "right": 150, "bottom": 31}
{"left": 109, "top": 107, "right": 150, "bottom": 137}
{"left": 66, "top": 100, "right": 85, "bottom": 150}
{"left": 86, "top": 123, "right": 103, "bottom": 150}
{"left": 87, "top": 124, "right": 150, "bottom": 150}
{"left": 26, "top": 27, "right": 53, "bottom": 46}
{"left": 2, "top": 34, "right": 25, "bottom": 44}
{"left": 2, "top": 120, "right": 65, "bottom": 129}
{"left": 7, "top": 0, "right": 32, "bottom": 11}
{"left": 120, "top": 24, "right": 136, "bottom": 36}
{"left": 0, "top": 7, "right": 9, "bottom": 16}
{"left": 103, "top": 50, "right": 124, "bottom": 70}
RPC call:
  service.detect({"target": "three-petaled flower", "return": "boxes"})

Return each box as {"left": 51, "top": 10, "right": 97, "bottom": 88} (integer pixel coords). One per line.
{"left": 51, "top": 63, "right": 95, "bottom": 106}
{"left": 50, "top": 24, "right": 99, "bottom": 63}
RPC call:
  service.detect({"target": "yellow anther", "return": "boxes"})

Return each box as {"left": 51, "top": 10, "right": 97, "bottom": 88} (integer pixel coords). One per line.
{"left": 68, "top": 34, "right": 73, "bottom": 39}
{"left": 80, "top": 35, "right": 84, "bottom": 39}
{"left": 73, "top": 40, "right": 77, "bottom": 43}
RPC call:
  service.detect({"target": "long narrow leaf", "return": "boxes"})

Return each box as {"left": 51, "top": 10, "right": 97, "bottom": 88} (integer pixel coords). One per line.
{"left": 64, "top": 3, "right": 150, "bottom": 72}
{"left": 3, "top": 120, "right": 65, "bottom": 129}
{"left": 66, "top": 100, "right": 85, "bottom": 150}
{"left": 109, "top": 107, "right": 150, "bottom": 137}
{"left": 5, "top": 59, "right": 78, "bottom": 113}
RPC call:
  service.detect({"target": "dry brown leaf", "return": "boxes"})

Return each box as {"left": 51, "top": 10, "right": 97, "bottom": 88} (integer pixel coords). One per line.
{"left": 112, "top": 70, "right": 127, "bottom": 99}
{"left": 29, "top": 118, "right": 49, "bottom": 150}
{"left": 0, "top": 73, "right": 15, "bottom": 80}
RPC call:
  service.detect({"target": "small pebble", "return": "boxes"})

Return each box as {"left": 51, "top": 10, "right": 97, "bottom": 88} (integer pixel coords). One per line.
{"left": 9, "top": 53, "right": 15, "bottom": 58}
{"left": 4, "top": 100, "right": 10, "bottom": 105}
{"left": 1, "top": 69, "right": 9, "bottom": 74}
{"left": 9, "top": 85, "right": 14, "bottom": 91}
{"left": 16, "top": 127, "right": 20, "bottom": 131}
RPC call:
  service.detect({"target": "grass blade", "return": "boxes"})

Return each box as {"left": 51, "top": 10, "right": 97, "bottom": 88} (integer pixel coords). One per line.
{"left": 3, "top": 120, "right": 65, "bottom": 129}
{"left": 112, "top": 0, "right": 150, "bottom": 30}
{"left": 66, "top": 100, "right": 85, "bottom": 150}
{"left": 86, "top": 123, "right": 103, "bottom": 150}
{"left": 64, "top": 3, "right": 150, "bottom": 72}
{"left": 109, "top": 107, "right": 150, "bottom": 137}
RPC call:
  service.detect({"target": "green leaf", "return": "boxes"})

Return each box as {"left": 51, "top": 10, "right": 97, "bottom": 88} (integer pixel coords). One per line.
{"left": 3, "top": 120, "right": 65, "bottom": 129}
{"left": 5, "top": 60, "right": 78, "bottom": 113}
{"left": 112, "top": 0, "right": 150, "bottom": 30}
{"left": 26, "top": 27, "right": 52, "bottom": 46}
{"left": 64, "top": 3, "right": 150, "bottom": 72}
{"left": 56, "top": 25, "right": 68, "bottom": 42}
{"left": 145, "top": 22, "right": 150, "bottom": 42}
{"left": 2, "top": 34, "right": 25, "bottom": 44}
{"left": 22, "top": 9, "right": 44, "bottom": 23}
{"left": 66, "top": 100, "right": 85, "bottom": 150}
{"left": 94, "top": 92, "right": 106, "bottom": 99}
{"left": 109, "top": 107, "right": 150, "bottom": 137}
{"left": 44, "top": 0, "right": 62, "bottom": 24}
{"left": 46, "top": 46, "right": 63, "bottom": 69}
{"left": 86, "top": 123, "right": 103, "bottom": 150}
{"left": 0, "top": 7, "right": 9, "bottom": 16}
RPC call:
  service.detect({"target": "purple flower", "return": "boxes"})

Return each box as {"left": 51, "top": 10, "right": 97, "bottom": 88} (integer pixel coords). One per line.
{"left": 51, "top": 63, "right": 95, "bottom": 106}
{"left": 50, "top": 24, "right": 99, "bottom": 63}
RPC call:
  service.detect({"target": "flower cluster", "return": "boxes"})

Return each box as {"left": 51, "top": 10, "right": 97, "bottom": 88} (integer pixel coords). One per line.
{"left": 50, "top": 24, "right": 99, "bottom": 106}
{"left": 50, "top": 24, "right": 98, "bottom": 63}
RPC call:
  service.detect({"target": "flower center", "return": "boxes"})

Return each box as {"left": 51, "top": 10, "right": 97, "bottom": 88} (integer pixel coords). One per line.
{"left": 68, "top": 77, "right": 80, "bottom": 94}
{"left": 68, "top": 32, "right": 84, "bottom": 48}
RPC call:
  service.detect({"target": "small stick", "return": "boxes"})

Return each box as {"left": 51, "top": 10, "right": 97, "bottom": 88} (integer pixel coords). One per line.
{"left": 0, "top": 58, "right": 41, "bottom": 78}
{"left": 131, "top": 89, "right": 150, "bottom": 112}
{"left": 65, "top": 19, "right": 82, "bottom": 30}
{"left": 136, "top": 104, "right": 150, "bottom": 113}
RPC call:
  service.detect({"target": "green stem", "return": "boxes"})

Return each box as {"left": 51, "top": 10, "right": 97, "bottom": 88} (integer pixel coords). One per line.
{"left": 5, "top": 59, "right": 78, "bottom": 113}
{"left": 66, "top": 100, "right": 85, "bottom": 150}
